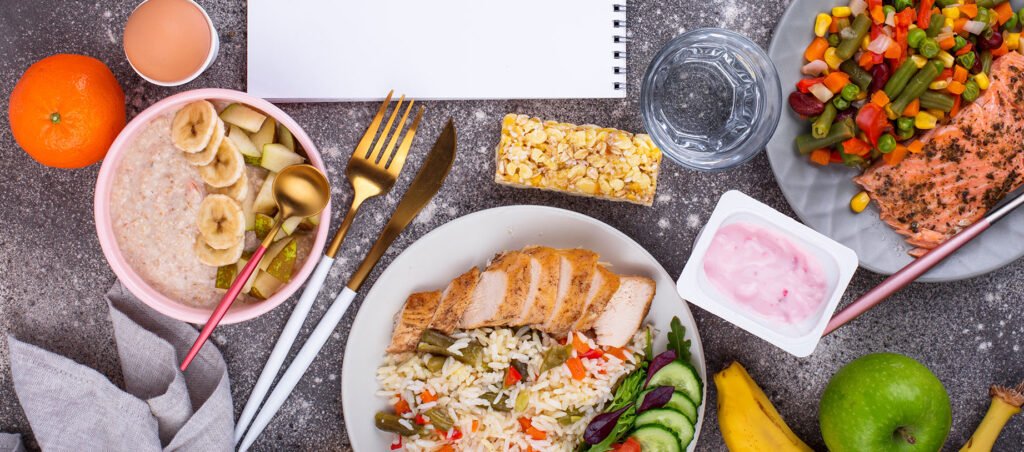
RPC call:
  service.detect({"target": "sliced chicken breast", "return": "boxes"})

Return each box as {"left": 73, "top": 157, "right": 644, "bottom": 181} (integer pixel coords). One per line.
{"left": 386, "top": 291, "right": 442, "bottom": 353}
{"left": 573, "top": 265, "right": 621, "bottom": 332}
{"left": 593, "top": 276, "right": 655, "bottom": 347}
{"left": 429, "top": 267, "right": 480, "bottom": 334}
{"left": 485, "top": 252, "right": 534, "bottom": 326}
{"left": 517, "top": 246, "right": 562, "bottom": 325}
{"left": 460, "top": 252, "right": 530, "bottom": 329}
{"left": 542, "top": 249, "right": 599, "bottom": 336}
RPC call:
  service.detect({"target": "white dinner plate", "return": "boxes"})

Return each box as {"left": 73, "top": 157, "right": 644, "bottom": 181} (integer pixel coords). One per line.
{"left": 341, "top": 205, "right": 707, "bottom": 450}
{"left": 766, "top": 0, "right": 1024, "bottom": 281}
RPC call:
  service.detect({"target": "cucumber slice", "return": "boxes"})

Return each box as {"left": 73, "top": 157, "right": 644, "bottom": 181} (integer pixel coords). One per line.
{"left": 260, "top": 143, "right": 305, "bottom": 172}
{"left": 648, "top": 361, "right": 703, "bottom": 406}
{"left": 628, "top": 425, "right": 681, "bottom": 452}
{"left": 635, "top": 408, "right": 694, "bottom": 449}
{"left": 228, "top": 125, "right": 262, "bottom": 165}
{"left": 637, "top": 389, "right": 698, "bottom": 424}
{"left": 220, "top": 103, "right": 267, "bottom": 133}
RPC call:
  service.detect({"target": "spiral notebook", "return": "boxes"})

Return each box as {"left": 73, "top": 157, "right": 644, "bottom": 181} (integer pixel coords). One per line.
{"left": 247, "top": 0, "right": 629, "bottom": 101}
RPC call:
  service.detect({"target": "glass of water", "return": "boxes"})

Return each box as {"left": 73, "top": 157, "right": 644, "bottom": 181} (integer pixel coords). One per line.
{"left": 641, "top": 28, "right": 782, "bottom": 171}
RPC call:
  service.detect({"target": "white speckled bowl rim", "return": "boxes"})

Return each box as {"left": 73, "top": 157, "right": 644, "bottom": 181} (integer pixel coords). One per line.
{"left": 766, "top": 0, "right": 1024, "bottom": 282}
{"left": 94, "top": 88, "right": 331, "bottom": 324}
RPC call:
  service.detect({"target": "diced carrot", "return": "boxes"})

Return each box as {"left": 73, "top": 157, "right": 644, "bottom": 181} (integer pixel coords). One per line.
{"left": 843, "top": 138, "right": 872, "bottom": 156}
{"left": 810, "top": 149, "right": 831, "bottom": 166}
{"left": 885, "top": 42, "right": 903, "bottom": 59}
{"left": 420, "top": 390, "right": 438, "bottom": 403}
{"left": 526, "top": 426, "right": 548, "bottom": 441}
{"left": 570, "top": 332, "right": 590, "bottom": 355}
{"left": 947, "top": 81, "right": 966, "bottom": 94}
{"left": 830, "top": 16, "right": 840, "bottom": 33}
{"left": 871, "top": 90, "right": 890, "bottom": 107}
{"left": 566, "top": 357, "right": 586, "bottom": 380}
{"left": 518, "top": 417, "right": 534, "bottom": 431}
{"left": 994, "top": 2, "right": 1014, "bottom": 24}
{"left": 939, "top": 35, "right": 956, "bottom": 50}
{"left": 859, "top": 52, "right": 877, "bottom": 69}
{"left": 823, "top": 72, "right": 851, "bottom": 93}
{"left": 437, "top": 445, "right": 455, "bottom": 452}
{"left": 953, "top": 17, "right": 969, "bottom": 34}
{"left": 991, "top": 41, "right": 1010, "bottom": 57}
{"left": 394, "top": 398, "right": 411, "bottom": 415}
{"left": 953, "top": 66, "right": 968, "bottom": 83}
{"left": 903, "top": 98, "right": 920, "bottom": 117}
{"left": 884, "top": 144, "right": 908, "bottom": 165}
{"left": 804, "top": 37, "right": 829, "bottom": 62}
{"left": 908, "top": 140, "right": 925, "bottom": 154}
{"left": 950, "top": 95, "right": 962, "bottom": 117}
{"left": 605, "top": 346, "right": 629, "bottom": 360}
{"left": 960, "top": 4, "right": 977, "bottom": 18}
{"left": 871, "top": 5, "right": 886, "bottom": 24}
{"left": 955, "top": 43, "right": 973, "bottom": 56}
{"left": 471, "top": 420, "right": 480, "bottom": 432}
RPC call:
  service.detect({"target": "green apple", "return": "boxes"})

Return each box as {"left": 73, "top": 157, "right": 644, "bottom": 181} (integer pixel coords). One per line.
{"left": 820, "top": 353, "right": 951, "bottom": 452}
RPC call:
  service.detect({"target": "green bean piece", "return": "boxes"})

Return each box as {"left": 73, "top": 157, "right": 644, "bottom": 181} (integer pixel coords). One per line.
{"left": 836, "top": 17, "right": 851, "bottom": 32}
{"left": 1003, "top": 13, "right": 1019, "bottom": 32}
{"left": 841, "top": 83, "right": 861, "bottom": 101}
{"left": 907, "top": 28, "right": 927, "bottom": 48}
{"left": 919, "top": 38, "right": 941, "bottom": 58}
{"left": 509, "top": 359, "right": 529, "bottom": 383}
{"left": 975, "top": 0, "right": 1007, "bottom": 10}
{"left": 479, "top": 392, "right": 512, "bottom": 411}
{"left": 837, "top": 14, "right": 872, "bottom": 60}
{"left": 796, "top": 119, "right": 856, "bottom": 155}
{"left": 375, "top": 412, "right": 421, "bottom": 436}
{"left": 884, "top": 59, "right": 920, "bottom": 99}
{"left": 936, "top": 0, "right": 959, "bottom": 6}
{"left": 1019, "top": 10, "right": 1024, "bottom": 29}
{"left": 833, "top": 96, "right": 851, "bottom": 110}
{"left": 976, "top": 8, "right": 993, "bottom": 29}
{"left": 889, "top": 61, "right": 942, "bottom": 115}
{"left": 827, "top": 33, "right": 841, "bottom": 47}
{"left": 957, "top": 51, "right": 976, "bottom": 70}
{"left": 539, "top": 344, "right": 572, "bottom": 373}
{"left": 877, "top": 134, "right": 898, "bottom": 154}
{"left": 424, "top": 408, "right": 455, "bottom": 432}
{"left": 962, "top": 79, "right": 981, "bottom": 101}
{"left": 952, "top": 35, "right": 968, "bottom": 52}
{"left": 514, "top": 390, "right": 530, "bottom": 412}
{"left": 425, "top": 355, "right": 446, "bottom": 372}
{"left": 812, "top": 103, "right": 838, "bottom": 139}
{"left": 416, "top": 342, "right": 483, "bottom": 367}
{"left": 920, "top": 91, "right": 955, "bottom": 112}
{"left": 420, "top": 329, "right": 455, "bottom": 348}
{"left": 840, "top": 151, "right": 866, "bottom": 168}
{"left": 980, "top": 50, "right": 993, "bottom": 74}
{"left": 894, "top": 0, "right": 913, "bottom": 11}
{"left": 897, "top": 117, "right": 915, "bottom": 132}
{"left": 927, "top": 13, "right": 946, "bottom": 37}
{"left": 840, "top": 60, "right": 873, "bottom": 91}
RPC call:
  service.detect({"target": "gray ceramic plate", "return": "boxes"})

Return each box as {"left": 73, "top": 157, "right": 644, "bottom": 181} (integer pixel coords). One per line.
{"left": 766, "top": 0, "right": 1024, "bottom": 282}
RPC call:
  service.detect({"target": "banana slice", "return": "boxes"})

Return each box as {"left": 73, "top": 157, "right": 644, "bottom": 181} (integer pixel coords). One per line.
{"left": 194, "top": 235, "right": 244, "bottom": 267}
{"left": 171, "top": 100, "right": 219, "bottom": 153}
{"left": 184, "top": 118, "right": 224, "bottom": 166}
{"left": 197, "top": 194, "right": 245, "bottom": 250}
{"left": 208, "top": 170, "right": 248, "bottom": 202}
{"left": 198, "top": 135, "right": 244, "bottom": 188}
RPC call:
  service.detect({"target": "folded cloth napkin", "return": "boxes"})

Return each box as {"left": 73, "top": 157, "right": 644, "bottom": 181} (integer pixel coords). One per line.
{"left": 7, "top": 283, "right": 233, "bottom": 452}
{"left": 0, "top": 433, "right": 25, "bottom": 452}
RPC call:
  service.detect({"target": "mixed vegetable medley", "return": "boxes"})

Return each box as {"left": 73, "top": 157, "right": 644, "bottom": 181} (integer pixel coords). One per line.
{"left": 791, "top": 0, "right": 1024, "bottom": 171}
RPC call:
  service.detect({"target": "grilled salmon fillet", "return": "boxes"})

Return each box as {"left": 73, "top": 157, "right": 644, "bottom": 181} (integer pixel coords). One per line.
{"left": 856, "top": 52, "right": 1024, "bottom": 256}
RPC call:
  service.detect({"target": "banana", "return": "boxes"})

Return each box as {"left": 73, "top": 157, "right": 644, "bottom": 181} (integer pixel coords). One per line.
{"left": 171, "top": 100, "right": 219, "bottom": 153}
{"left": 193, "top": 234, "right": 244, "bottom": 267}
{"left": 208, "top": 170, "right": 249, "bottom": 203}
{"left": 198, "top": 134, "right": 244, "bottom": 188}
{"left": 716, "top": 362, "right": 813, "bottom": 452}
{"left": 183, "top": 117, "right": 224, "bottom": 166}
{"left": 196, "top": 194, "right": 245, "bottom": 250}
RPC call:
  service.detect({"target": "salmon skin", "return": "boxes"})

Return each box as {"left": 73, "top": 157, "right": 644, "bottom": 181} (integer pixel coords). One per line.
{"left": 856, "top": 52, "right": 1024, "bottom": 256}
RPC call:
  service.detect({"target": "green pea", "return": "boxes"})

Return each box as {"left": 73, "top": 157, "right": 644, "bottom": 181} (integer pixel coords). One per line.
{"left": 828, "top": 33, "right": 841, "bottom": 47}
{"left": 896, "top": 127, "right": 915, "bottom": 141}
{"left": 841, "top": 83, "right": 861, "bottom": 101}
{"left": 883, "top": 5, "right": 896, "bottom": 18}
{"left": 952, "top": 35, "right": 968, "bottom": 52}
{"left": 957, "top": 51, "right": 976, "bottom": 70}
{"left": 833, "top": 96, "right": 851, "bottom": 110}
{"left": 907, "top": 28, "right": 927, "bottom": 49}
{"left": 962, "top": 79, "right": 981, "bottom": 102}
{"left": 877, "top": 134, "right": 897, "bottom": 154}
{"left": 894, "top": 0, "right": 913, "bottom": 11}
{"left": 918, "top": 38, "right": 940, "bottom": 58}
{"left": 896, "top": 117, "right": 914, "bottom": 132}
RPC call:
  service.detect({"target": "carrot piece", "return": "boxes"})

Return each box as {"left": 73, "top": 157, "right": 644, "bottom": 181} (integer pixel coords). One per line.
{"left": 939, "top": 35, "right": 956, "bottom": 50}
{"left": 843, "top": 138, "right": 872, "bottom": 156}
{"left": 471, "top": 420, "right": 480, "bottom": 432}
{"left": 394, "top": 398, "right": 411, "bottom": 415}
{"left": 955, "top": 43, "right": 973, "bottom": 56}
{"left": 994, "top": 2, "right": 1014, "bottom": 24}
{"left": 420, "top": 390, "right": 438, "bottom": 403}
{"left": 885, "top": 42, "right": 903, "bottom": 59}
{"left": 437, "top": 445, "right": 455, "bottom": 452}
{"left": 810, "top": 149, "right": 831, "bottom": 166}
{"left": 526, "top": 426, "right": 548, "bottom": 440}
{"left": 823, "top": 72, "right": 851, "bottom": 93}
{"left": 884, "top": 144, "right": 908, "bottom": 165}
{"left": 953, "top": 17, "right": 969, "bottom": 34}
{"left": 953, "top": 66, "right": 968, "bottom": 83}
{"left": 804, "top": 37, "right": 829, "bottom": 62}
{"left": 960, "top": 4, "right": 977, "bottom": 18}
{"left": 871, "top": 90, "right": 890, "bottom": 107}
{"left": 991, "top": 41, "right": 1010, "bottom": 57}
{"left": 907, "top": 140, "right": 925, "bottom": 154}
{"left": 859, "top": 52, "right": 877, "bottom": 69}
{"left": 830, "top": 16, "right": 840, "bottom": 33}
{"left": 871, "top": 5, "right": 886, "bottom": 24}
{"left": 947, "top": 81, "right": 966, "bottom": 94}
{"left": 903, "top": 98, "right": 920, "bottom": 117}
{"left": 566, "top": 357, "right": 586, "bottom": 380}
{"left": 605, "top": 346, "right": 629, "bottom": 360}
{"left": 950, "top": 95, "right": 962, "bottom": 117}
{"left": 570, "top": 332, "right": 590, "bottom": 355}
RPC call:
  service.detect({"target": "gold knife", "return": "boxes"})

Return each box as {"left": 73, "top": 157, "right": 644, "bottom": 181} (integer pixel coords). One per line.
{"left": 237, "top": 119, "right": 457, "bottom": 452}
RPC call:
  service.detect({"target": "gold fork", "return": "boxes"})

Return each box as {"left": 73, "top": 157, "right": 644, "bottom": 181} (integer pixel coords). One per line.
{"left": 233, "top": 90, "right": 423, "bottom": 443}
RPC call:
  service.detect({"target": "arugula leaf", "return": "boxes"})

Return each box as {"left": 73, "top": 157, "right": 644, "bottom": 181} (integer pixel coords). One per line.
{"left": 667, "top": 316, "right": 692, "bottom": 363}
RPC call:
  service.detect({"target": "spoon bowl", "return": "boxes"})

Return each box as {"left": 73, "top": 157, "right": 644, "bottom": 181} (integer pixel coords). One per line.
{"left": 273, "top": 164, "right": 331, "bottom": 221}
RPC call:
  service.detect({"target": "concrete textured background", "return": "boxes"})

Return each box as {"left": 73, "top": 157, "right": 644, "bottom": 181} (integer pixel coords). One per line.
{"left": 1, "top": 0, "right": 1022, "bottom": 450}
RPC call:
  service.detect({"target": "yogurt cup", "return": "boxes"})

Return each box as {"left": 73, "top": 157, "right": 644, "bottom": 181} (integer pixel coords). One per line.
{"left": 677, "top": 190, "right": 858, "bottom": 356}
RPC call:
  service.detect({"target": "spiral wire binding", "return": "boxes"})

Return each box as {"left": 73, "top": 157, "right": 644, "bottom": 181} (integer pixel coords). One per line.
{"left": 613, "top": 2, "right": 628, "bottom": 91}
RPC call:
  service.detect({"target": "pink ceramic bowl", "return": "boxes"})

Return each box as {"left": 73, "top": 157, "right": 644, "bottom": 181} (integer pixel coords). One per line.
{"left": 95, "top": 88, "right": 331, "bottom": 324}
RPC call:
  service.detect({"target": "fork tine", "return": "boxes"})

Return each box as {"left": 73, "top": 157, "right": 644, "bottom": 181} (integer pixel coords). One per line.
{"left": 379, "top": 99, "right": 415, "bottom": 167}
{"left": 353, "top": 90, "right": 393, "bottom": 159}
{"left": 385, "top": 106, "right": 424, "bottom": 174}
{"left": 368, "top": 95, "right": 404, "bottom": 163}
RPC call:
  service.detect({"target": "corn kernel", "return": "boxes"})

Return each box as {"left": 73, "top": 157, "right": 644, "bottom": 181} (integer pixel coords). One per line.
{"left": 824, "top": 47, "right": 843, "bottom": 70}
{"left": 927, "top": 108, "right": 946, "bottom": 120}
{"left": 929, "top": 79, "right": 950, "bottom": 90}
{"left": 945, "top": 17, "right": 955, "bottom": 28}
{"left": 850, "top": 191, "right": 870, "bottom": 213}
{"left": 915, "top": 111, "right": 939, "bottom": 129}
{"left": 911, "top": 55, "right": 929, "bottom": 68}
{"left": 832, "top": 6, "right": 852, "bottom": 17}
{"left": 884, "top": 104, "right": 900, "bottom": 120}
{"left": 942, "top": 6, "right": 960, "bottom": 19}
{"left": 937, "top": 50, "right": 955, "bottom": 68}
{"left": 1007, "top": 33, "right": 1021, "bottom": 50}
{"left": 975, "top": 72, "right": 990, "bottom": 90}
{"left": 815, "top": 14, "right": 833, "bottom": 37}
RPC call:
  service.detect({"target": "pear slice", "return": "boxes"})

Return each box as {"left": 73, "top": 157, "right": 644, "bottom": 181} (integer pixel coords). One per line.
{"left": 274, "top": 216, "right": 305, "bottom": 241}
{"left": 276, "top": 123, "right": 296, "bottom": 151}
{"left": 254, "top": 213, "right": 274, "bottom": 239}
{"left": 220, "top": 103, "right": 267, "bottom": 133}
{"left": 228, "top": 124, "right": 262, "bottom": 165}
{"left": 249, "top": 271, "right": 284, "bottom": 300}
{"left": 238, "top": 257, "right": 258, "bottom": 294}
{"left": 265, "top": 238, "right": 297, "bottom": 282}
{"left": 260, "top": 143, "right": 305, "bottom": 172}
{"left": 250, "top": 117, "right": 276, "bottom": 150}
{"left": 253, "top": 173, "right": 278, "bottom": 215}
{"left": 215, "top": 262, "right": 238, "bottom": 290}
{"left": 259, "top": 237, "right": 292, "bottom": 273}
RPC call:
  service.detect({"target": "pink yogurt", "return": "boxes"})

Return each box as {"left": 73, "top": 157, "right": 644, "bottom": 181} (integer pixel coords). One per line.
{"left": 702, "top": 222, "right": 828, "bottom": 324}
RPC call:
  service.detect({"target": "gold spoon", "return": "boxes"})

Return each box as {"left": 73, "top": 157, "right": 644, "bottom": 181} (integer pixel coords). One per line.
{"left": 180, "top": 164, "right": 331, "bottom": 370}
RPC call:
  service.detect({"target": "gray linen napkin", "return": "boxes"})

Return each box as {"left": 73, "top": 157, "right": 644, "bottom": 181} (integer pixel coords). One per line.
{"left": 7, "top": 283, "right": 233, "bottom": 452}
{"left": 0, "top": 434, "right": 25, "bottom": 452}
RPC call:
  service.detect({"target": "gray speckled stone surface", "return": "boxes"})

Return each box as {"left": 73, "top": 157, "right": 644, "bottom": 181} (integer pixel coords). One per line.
{"left": 1, "top": 0, "right": 1022, "bottom": 451}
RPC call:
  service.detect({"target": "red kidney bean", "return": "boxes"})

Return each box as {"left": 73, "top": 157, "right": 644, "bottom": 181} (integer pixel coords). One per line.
{"left": 789, "top": 91, "right": 825, "bottom": 117}
{"left": 835, "top": 107, "right": 857, "bottom": 123}
{"left": 869, "top": 62, "right": 892, "bottom": 93}
{"left": 977, "top": 31, "right": 1002, "bottom": 51}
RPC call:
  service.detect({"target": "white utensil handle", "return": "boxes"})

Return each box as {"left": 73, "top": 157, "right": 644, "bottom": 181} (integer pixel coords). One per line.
{"left": 238, "top": 287, "right": 358, "bottom": 452}
{"left": 233, "top": 255, "right": 335, "bottom": 444}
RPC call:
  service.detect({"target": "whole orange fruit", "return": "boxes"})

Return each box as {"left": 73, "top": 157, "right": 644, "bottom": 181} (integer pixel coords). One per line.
{"left": 8, "top": 54, "right": 126, "bottom": 168}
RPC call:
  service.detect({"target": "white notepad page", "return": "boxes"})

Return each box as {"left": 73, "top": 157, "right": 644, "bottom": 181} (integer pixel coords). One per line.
{"left": 247, "top": 0, "right": 627, "bottom": 101}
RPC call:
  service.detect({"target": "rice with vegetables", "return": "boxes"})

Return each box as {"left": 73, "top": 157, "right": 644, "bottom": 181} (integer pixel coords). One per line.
{"left": 376, "top": 327, "right": 648, "bottom": 451}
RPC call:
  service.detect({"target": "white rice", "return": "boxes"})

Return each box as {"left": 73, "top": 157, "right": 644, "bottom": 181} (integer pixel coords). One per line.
{"left": 376, "top": 328, "right": 649, "bottom": 451}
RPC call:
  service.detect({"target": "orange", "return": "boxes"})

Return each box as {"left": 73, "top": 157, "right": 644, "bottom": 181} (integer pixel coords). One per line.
{"left": 8, "top": 54, "right": 126, "bottom": 168}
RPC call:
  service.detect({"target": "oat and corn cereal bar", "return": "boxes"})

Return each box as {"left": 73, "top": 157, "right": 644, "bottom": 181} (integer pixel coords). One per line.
{"left": 494, "top": 114, "right": 662, "bottom": 206}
